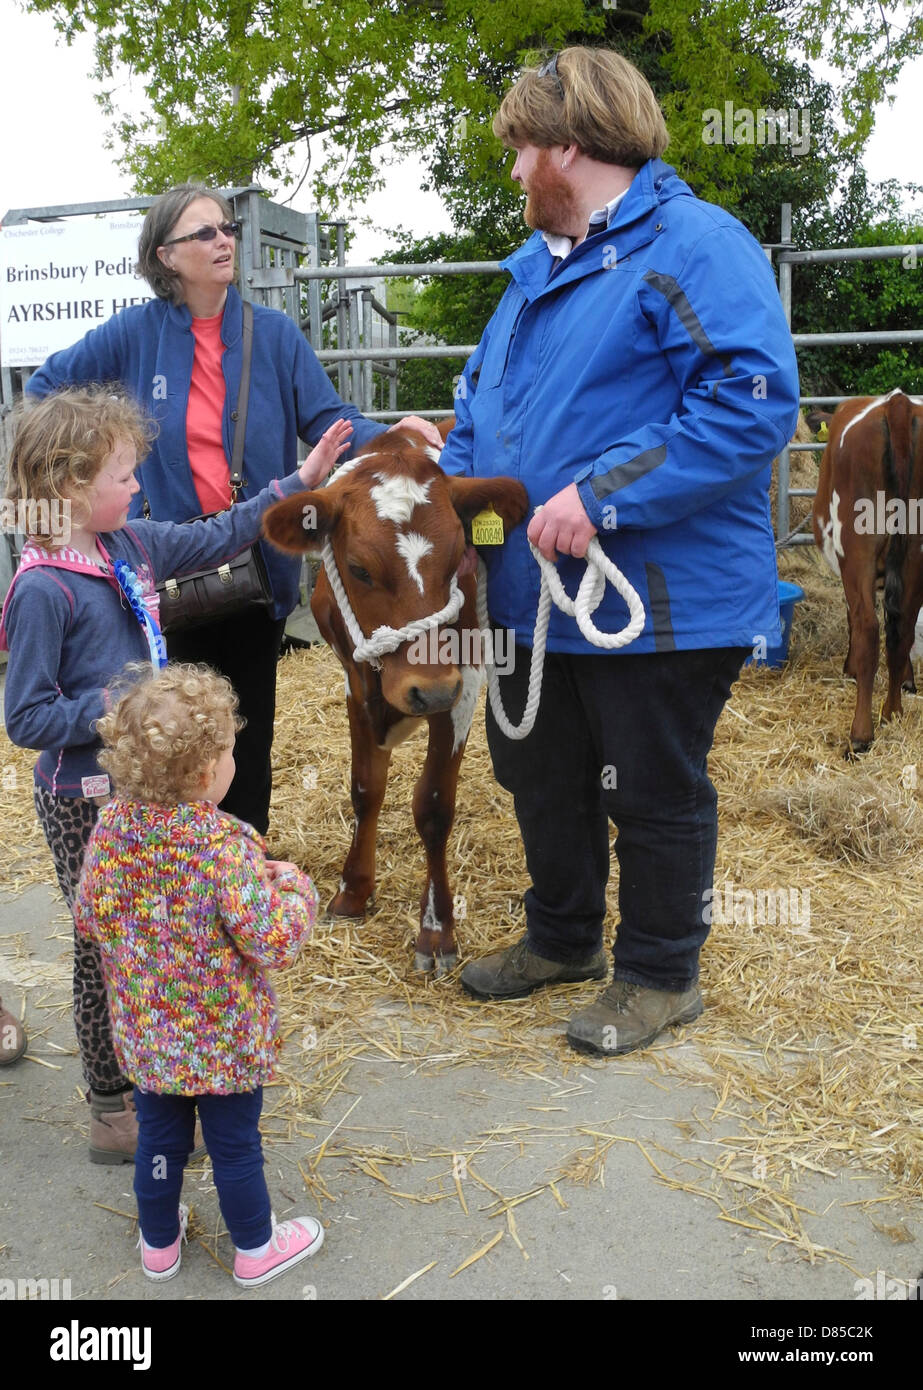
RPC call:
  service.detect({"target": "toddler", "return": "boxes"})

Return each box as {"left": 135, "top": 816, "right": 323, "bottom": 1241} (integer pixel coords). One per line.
{"left": 74, "top": 662, "right": 321, "bottom": 1286}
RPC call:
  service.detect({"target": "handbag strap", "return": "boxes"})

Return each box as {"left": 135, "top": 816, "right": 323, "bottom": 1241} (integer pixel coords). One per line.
{"left": 230, "top": 299, "right": 254, "bottom": 502}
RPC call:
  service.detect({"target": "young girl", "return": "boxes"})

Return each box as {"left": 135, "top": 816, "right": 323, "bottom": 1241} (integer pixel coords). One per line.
{"left": 73, "top": 663, "right": 321, "bottom": 1286}
{"left": 0, "top": 386, "right": 349, "bottom": 1162}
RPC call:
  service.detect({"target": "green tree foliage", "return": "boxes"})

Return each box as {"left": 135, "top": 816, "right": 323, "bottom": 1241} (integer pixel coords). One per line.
{"left": 26, "top": 0, "right": 923, "bottom": 403}
{"left": 25, "top": 0, "right": 589, "bottom": 196}
{"left": 25, "top": 0, "right": 923, "bottom": 201}
{"left": 793, "top": 173, "right": 923, "bottom": 396}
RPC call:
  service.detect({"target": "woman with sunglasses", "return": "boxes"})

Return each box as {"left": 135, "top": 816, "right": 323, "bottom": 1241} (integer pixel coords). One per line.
{"left": 26, "top": 183, "right": 443, "bottom": 835}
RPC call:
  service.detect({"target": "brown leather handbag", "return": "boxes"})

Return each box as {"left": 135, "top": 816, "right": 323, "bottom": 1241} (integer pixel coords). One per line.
{"left": 156, "top": 301, "right": 274, "bottom": 634}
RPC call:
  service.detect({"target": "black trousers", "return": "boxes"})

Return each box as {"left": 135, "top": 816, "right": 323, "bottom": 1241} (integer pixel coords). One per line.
{"left": 166, "top": 609, "right": 286, "bottom": 834}
{"left": 485, "top": 644, "right": 747, "bottom": 992}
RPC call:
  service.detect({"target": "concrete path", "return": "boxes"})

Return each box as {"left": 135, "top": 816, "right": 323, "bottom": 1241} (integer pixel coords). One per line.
{"left": 2, "top": 884, "right": 919, "bottom": 1315}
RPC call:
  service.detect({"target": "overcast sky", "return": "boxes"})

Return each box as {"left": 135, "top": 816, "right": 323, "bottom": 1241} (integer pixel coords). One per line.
{"left": 3, "top": 1, "right": 922, "bottom": 262}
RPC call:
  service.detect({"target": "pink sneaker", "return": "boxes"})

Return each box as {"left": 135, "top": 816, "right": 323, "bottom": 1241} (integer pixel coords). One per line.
{"left": 233, "top": 1213, "right": 325, "bottom": 1288}
{"left": 138, "top": 1203, "right": 189, "bottom": 1281}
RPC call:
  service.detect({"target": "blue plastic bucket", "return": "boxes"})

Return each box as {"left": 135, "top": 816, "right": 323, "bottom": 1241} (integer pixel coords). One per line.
{"left": 747, "top": 581, "right": 805, "bottom": 668}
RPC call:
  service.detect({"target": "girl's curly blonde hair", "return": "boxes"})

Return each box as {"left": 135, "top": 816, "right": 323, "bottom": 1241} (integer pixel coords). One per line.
{"left": 4, "top": 387, "right": 156, "bottom": 549}
{"left": 97, "top": 663, "right": 243, "bottom": 805}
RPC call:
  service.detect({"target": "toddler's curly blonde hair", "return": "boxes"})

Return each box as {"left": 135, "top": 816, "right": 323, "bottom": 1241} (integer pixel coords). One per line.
{"left": 97, "top": 664, "right": 243, "bottom": 805}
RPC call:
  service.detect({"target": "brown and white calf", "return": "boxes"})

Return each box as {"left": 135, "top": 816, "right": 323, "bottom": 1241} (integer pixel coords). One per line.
{"left": 809, "top": 389, "right": 923, "bottom": 752}
{"left": 263, "top": 428, "right": 528, "bottom": 972}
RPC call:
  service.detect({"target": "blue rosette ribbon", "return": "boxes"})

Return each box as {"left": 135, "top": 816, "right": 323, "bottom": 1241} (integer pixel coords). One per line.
{"left": 112, "top": 559, "right": 168, "bottom": 671}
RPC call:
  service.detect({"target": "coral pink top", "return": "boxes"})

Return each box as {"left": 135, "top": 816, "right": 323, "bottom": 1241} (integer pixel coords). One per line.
{"left": 187, "top": 314, "right": 231, "bottom": 514}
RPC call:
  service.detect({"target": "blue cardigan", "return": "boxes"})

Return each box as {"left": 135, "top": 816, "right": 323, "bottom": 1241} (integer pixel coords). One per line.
{"left": 25, "top": 285, "right": 387, "bottom": 618}
{"left": 440, "top": 159, "right": 800, "bottom": 654}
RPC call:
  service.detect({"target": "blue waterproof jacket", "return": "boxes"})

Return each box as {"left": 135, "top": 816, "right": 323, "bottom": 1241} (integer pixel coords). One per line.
{"left": 26, "top": 285, "right": 386, "bottom": 618}
{"left": 440, "top": 158, "right": 800, "bottom": 654}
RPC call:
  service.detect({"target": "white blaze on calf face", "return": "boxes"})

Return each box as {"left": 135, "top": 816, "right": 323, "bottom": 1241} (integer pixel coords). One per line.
{"left": 822, "top": 489, "right": 845, "bottom": 576}
{"left": 370, "top": 472, "right": 432, "bottom": 526}
{"left": 395, "top": 531, "right": 434, "bottom": 594}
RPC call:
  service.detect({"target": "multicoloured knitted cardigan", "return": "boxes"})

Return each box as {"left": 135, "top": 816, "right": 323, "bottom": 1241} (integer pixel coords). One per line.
{"left": 73, "top": 798, "right": 317, "bottom": 1095}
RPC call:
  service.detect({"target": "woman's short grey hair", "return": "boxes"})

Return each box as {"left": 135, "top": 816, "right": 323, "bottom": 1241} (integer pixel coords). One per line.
{"left": 136, "top": 184, "right": 236, "bottom": 303}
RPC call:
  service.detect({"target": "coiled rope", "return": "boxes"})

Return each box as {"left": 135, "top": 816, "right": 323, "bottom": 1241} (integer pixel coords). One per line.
{"left": 476, "top": 536, "right": 646, "bottom": 740}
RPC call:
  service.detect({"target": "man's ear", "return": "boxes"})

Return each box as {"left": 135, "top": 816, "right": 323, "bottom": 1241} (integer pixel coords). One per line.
{"left": 262, "top": 488, "right": 344, "bottom": 554}
{"left": 446, "top": 476, "right": 529, "bottom": 533}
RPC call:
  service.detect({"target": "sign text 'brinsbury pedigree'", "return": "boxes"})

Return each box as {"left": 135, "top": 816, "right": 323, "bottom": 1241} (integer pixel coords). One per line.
{"left": 0, "top": 215, "right": 153, "bottom": 367}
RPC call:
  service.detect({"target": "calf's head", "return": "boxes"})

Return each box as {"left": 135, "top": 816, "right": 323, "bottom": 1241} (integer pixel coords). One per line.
{"left": 263, "top": 432, "right": 528, "bottom": 715}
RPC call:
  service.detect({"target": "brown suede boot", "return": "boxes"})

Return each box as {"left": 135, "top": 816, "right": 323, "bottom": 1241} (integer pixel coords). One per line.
{"left": 89, "top": 1089, "right": 138, "bottom": 1165}
{"left": 0, "top": 995, "right": 27, "bottom": 1065}
{"left": 89, "top": 1090, "right": 206, "bottom": 1165}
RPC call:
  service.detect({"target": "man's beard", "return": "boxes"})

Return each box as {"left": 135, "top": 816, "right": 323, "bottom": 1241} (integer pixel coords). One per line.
{"left": 523, "top": 148, "right": 578, "bottom": 237}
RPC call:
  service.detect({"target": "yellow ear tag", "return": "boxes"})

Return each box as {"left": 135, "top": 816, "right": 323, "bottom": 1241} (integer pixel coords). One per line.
{"left": 471, "top": 504, "right": 504, "bottom": 545}
{"left": 818, "top": 421, "right": 829, "bottom": 441}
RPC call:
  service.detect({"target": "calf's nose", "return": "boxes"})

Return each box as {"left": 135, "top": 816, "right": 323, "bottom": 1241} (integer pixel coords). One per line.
{"left": 406, "top": 679, "right": 462, "bottom": 715}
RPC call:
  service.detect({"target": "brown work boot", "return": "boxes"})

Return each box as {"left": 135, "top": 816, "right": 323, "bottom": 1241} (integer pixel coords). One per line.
{"left": 89, "top": 1090, "right": 207, "bottom": 1165}
{"left": 566, "top": 979, "right": 703, "bottom": 1056}
{"left": 89, "top": 1089, "right": 138, "bottom": 1165}
{"left": 461, "top": 937, "right": 608, "bottom": 1000}
{"left": 0, "top": 995, "right": 27, "bottom": 1065}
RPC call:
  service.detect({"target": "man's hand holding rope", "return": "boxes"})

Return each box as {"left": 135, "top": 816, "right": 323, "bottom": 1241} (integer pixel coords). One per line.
{"left": 527, "top": 483, "right": 597, "bottom": 559}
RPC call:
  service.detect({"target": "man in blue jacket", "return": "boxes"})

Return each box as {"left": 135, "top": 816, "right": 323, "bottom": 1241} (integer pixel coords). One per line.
{"left": 440, "top": 47, "right": 799, "bottom": 1054}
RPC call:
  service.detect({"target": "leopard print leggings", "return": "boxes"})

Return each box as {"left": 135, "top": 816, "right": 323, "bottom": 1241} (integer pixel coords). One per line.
{"left": 33, "top": 784, "right": 130, "bottom": 1095}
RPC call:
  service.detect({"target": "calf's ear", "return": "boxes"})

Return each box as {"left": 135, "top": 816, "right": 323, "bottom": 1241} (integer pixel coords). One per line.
{"left": 805, "top": 409, "right": 832, "bottom": 434}
{"left": 447, "top": 476, "right": 529, "bottom": 533}
{"left": 262, "top": 489, "right": 343, "bottom": 554}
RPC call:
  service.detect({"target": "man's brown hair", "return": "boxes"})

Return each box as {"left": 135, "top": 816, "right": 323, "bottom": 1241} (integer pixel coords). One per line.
{"left": 493, "top": 46, "right": 669, "bottom": 167}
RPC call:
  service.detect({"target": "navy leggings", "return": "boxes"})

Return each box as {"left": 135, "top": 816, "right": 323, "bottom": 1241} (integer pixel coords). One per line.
{"left": 133, "top": 1087, "right": 272, "bottom": 1250}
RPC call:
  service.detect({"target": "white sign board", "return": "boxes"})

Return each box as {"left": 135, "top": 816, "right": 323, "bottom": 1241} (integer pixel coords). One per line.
{"left": 0, "top": 213, "right": 153, "bottom": 368}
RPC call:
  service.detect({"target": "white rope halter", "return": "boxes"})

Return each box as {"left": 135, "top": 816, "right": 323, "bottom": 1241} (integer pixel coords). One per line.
{"left": 321, "top": 537, "right": 465, "bottom": 670}
{"left": 476, "top": 535, "right": 646, "bottom": 740}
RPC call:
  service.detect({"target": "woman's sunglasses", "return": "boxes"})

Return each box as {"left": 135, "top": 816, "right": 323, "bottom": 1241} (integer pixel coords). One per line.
{"left": 162, "top": 221, "right": 242, "bottom": 247}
